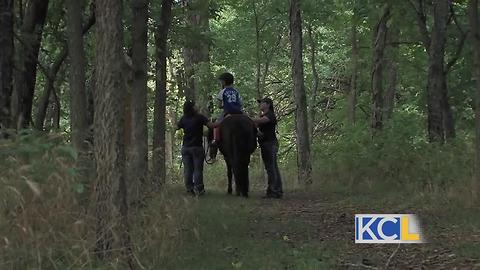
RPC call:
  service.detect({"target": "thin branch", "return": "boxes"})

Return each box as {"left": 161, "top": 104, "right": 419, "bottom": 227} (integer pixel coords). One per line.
{"left": 341, "top": 263, "right": 378, "bottom": 270}
{"left": 385, "top": 244, "right": 401, "bottom": 268}
{"left": 387, "top": 41, "right": 423, "bottom": 46}
{"left": 408, "top": 0, "right": 431, "bottom": 50}
{"left": 445, "top": 30, "right": 468, "bottom": 73}
{"left": 450, "top": 2, "right": 465, "bottom": 35}
{"left": 445, "top": 2, "right": 468, "bottom": 73}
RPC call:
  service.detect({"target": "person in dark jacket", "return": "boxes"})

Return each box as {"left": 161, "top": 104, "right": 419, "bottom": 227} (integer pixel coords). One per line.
{"left": 252, "top": 97, "right": 283, "bottom": 199}
{"left": 176, "top": 100, "right": 213, "bottom": 196}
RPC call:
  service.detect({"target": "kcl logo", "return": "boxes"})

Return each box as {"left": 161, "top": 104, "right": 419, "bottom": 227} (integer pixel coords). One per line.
{"left": 355, "top": 214, "right": 425, "bottom": 244}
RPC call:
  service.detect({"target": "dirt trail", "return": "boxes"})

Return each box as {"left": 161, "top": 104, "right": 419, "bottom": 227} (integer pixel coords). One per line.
{"left": 249, "top": 191, "right": 480, "bottom": 269}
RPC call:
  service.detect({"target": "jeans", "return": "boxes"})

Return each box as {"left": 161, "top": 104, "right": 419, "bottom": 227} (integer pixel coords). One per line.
{"left": 182, "top": 146, "right": 205, "bottom": 193}
{"left": 260, "top": 140, "right": 283, "bottom": 196}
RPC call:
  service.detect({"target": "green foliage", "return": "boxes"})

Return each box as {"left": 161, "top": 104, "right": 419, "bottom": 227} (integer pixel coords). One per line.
{"left": 313, "top": 113, "right": 474, "bottom": 202}
{"left": 0, "top": 133, "right": 194, "bottom": 269}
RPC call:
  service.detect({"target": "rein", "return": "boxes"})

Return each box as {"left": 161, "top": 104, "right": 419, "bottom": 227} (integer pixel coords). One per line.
{"left": 203, "top": 137, "right": 215, "bottom": 165}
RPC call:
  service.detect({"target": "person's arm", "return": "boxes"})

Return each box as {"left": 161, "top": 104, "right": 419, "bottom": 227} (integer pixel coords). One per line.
{"left": 251, "top": 115, "right": 271, "bottom": 125}
{"left": 206, "top": 122, "right": 216, "bottom": 129}
{"left": 217, "top": 89, "right": 224, "bottom": 109}
{"left": 175, "top": 117, "right": 183, "bottom": 131}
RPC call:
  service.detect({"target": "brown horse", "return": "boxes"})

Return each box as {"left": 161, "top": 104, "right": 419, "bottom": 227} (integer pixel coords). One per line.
{"left": 208, "top": 115, "right": 257, "bottom": 197}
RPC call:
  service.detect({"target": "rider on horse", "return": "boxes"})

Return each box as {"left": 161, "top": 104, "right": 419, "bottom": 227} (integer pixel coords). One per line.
{"left": 211, "top": 72, "right": 244, "bottom": 146}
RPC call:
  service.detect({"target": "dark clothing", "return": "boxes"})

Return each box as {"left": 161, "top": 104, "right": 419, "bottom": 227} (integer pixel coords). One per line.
{"left": 181, "top": 146, "right": 205, "bottom": 193}
{"left": 257, "top": 109, "right": 282, "bottom": 197}
{"left": 260, "top": 140, "right": 283, "bottom": 197}
{"left": 178, "top": 113, "right": 209, "bottom": 147}
{"left": 258, "top": 110, "right": 277, "bottom": 144}
{"left": 178, "top": 113, "right": 208, "bottom": 193}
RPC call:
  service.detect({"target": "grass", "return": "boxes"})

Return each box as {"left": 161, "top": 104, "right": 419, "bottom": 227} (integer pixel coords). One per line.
{"left": 154, "top": 189, "right": 337, "bottom": 270}
{"left": 1, "top": 130, "right": 479, "bottom": 269}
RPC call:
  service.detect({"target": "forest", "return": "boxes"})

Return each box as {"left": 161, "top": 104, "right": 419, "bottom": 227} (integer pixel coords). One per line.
{"left": 1, "top": 0, "right": 480, "bottom": 268}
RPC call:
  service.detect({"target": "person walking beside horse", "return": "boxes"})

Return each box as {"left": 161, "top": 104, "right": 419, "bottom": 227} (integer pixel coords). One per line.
{"left": 176, "top": 100, "right": 214, "bottom": 196}
{"left": 252, "top": 97, "right": 283, "bottom": 199}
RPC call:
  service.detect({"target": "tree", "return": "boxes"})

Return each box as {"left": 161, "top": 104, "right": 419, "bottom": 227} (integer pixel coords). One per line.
{"left": 182, "top": 0, "right": 211, "bottom": 112}
{"left": 13, "top": 0, "right": 49, "bottom": 128}
{"left": 384, "top": 25, "right": 399, "bottom": 121}
{"left": 289, "top": 0, "right": 312, "bottom": 184}
{"left": 347, "top": 3, "right": 359, "bottom": 126}
{"left": 93, "top": 0, "right": 134, "bottom": 266}
{"left": 371, "top": 3, "right": 390, "bottom": 130}
{"left": 66, "top": 0, "right": 90, "bottom": 153}
{"left": 470, "top": 0, "right": 480, "bottom": 198}
{"left": 130, "top": 0, "right": 149, "bottom": 196}
{"left": 153, "top": 0, "right": 174, "bottom": 186}
{"left": 35, "top": 8, "right": 95, "bottom": 131}
{"left": 0, "top": 0, "right": 14, "bottom": 130}
{"left": 409, "top": 0, "right": 455, "bottom": 142}
{"left": 306, "top": 23, "right": 319, "bottom": 138}
{"left": 253, "top": 0, "right": 262, "bottom": 99}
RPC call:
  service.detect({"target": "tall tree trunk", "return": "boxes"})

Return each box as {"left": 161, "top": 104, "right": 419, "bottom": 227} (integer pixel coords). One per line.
{"left": 35, "top": 9, "right": 95, "bottom": 131}
{"left": 130, "top": 0, "right": 149, "bottom": 198}
{"left": 0, "top": 0, "right": 14, "bottom": 130}
{"left": 66, "top": 0, "right": 89, "bottom": 153}
{"left": 153, "top": 0, "right": 173, "bottom": 187}
{"left": 93, "top": 0, "right": 134, "bottom": 267}
{"left": 13, "top": 0, "right": 49, "bottom": 128}
{"left": 253, "top": 0, "right": 262, "bottom": 99}
{"left": 410, "top": 0, "right": 455, "bottom": 142}
{"left": 347, "top": 7, "right": 359, "bottom": 126}
{"left": 427, "top": 0, "right": 450, "bottom": 142}
{"left": 289, "top": 0, "right": 312, "bottom": 184}
{"left": 35, "top": 71, "right": 56, "bottom": 130}
{"left": 44, "top": 85, "right": 60, "bottom": 132}
{"left": 307, "top": 24, "right": 319, "bottom": 139}
{"left": 371, "top": 4, "right": 390, "bottom": 130}
{"left": 384, "top": 26, "right": 399, "bottom": 121}
{"left": 470, "top": 0, "right": 480, "bottom": 198}
{"left": 182, "top": 0, "right": 210, "bottom": 110}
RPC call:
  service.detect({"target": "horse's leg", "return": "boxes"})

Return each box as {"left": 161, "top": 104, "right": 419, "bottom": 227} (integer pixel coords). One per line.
{"left": 233, "top": 165, "right": 241, "bottom": 196}
{"left": 244, "top": 163, "right": 249, "bottom": 198}
{"left": 226, "top": 160, "right": 233, "bottom": 194}
{"left": 240, "top": 161, "right": 249, "bottom": 198}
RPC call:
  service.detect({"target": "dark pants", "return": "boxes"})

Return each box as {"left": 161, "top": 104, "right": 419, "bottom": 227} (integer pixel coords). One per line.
{"left": 260, "top": 140, "right": 283, "bottom": 196}
{"left": 182, "top": 146, "right": 205, "bottom": 193}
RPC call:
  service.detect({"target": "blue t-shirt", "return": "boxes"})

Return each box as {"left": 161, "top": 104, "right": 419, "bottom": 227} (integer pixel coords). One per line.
{"left": 218, "top": 87, "right": 243, "bottom": 114}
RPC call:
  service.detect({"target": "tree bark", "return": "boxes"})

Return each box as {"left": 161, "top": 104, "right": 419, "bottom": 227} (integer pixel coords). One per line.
{"left": 93, "top": 0, "right": 134, "bottom": 267}
{"left": 35, "top": 10, "right": 95, "bottom": 131}
{"left": 13, "top": 0, "right": 49, "bottom": 128}
{"left": 307, "top": 24, "right": 319, "bottom": 139}
{"left": 289, "top": 0, "right": 312, "bottom": 184}
{"left": 384, "top": 26, "right": 399, "bottom": 121}
{"left": 153, "top": 0, "right": 173, "bottom": 187}
{"left": 182, "top": 0, "right": 210, "bottom": 110}
{"left": 253, "top": 0, "right": 262, "bottom": 99}
{"left": 0, "top": 0, "right": 14, "bottom": 130}
{"left": 130, "top": 0, "right": 149, "bottom": 197}
{"left": 427, "top": 0, "right": 450, "bottom": 142}
{"left": 35, "top": 64, "right": 60, "bottom": 131}
{"left": 347, "top": 7, "right": 359, "bottom": 126}
{"left": 410, "top": 0, "right": 455, "bottom": 142}
{"left": 66, "top": 0, "right": 90, "bottom": 153}
{"left": 371, "top": 4, "right": 390, "bottom": 130}
{"left": 469, "top": 0, "right": 480, "bottom": 198}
